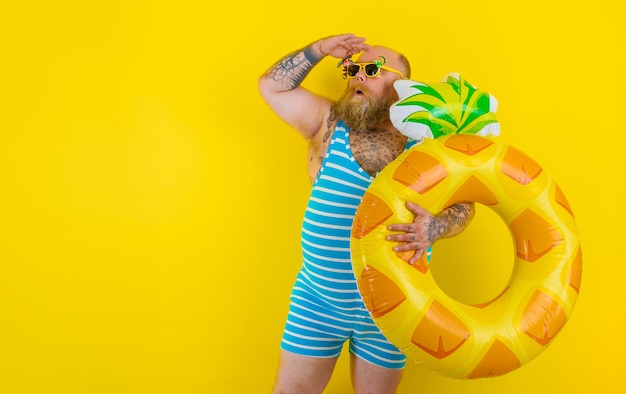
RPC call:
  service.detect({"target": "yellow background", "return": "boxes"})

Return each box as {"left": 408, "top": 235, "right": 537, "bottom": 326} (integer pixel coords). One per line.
{"left": 0, "top": 1, "right": 624, "bottom": 393}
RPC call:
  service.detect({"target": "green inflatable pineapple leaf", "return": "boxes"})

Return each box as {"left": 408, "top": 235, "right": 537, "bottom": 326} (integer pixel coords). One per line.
{"left": 390, "top": 73, "right": 500, "bottom": 141}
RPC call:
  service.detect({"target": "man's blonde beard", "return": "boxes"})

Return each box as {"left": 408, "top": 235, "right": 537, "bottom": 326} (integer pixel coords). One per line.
{"left": 332, "top": 83, "right": 399, "bottom": 131}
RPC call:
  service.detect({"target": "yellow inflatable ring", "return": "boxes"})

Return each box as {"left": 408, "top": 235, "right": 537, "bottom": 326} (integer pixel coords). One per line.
{"left": 351, "top": 134, "right": 582, "bottom": 379}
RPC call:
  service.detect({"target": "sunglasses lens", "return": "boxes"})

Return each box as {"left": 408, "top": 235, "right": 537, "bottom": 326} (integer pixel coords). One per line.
{"left": 346, "top": 65, "right": 360, "bottom": 77}
{"left": 365, "top": 64, "right": 379, "bottom": 77}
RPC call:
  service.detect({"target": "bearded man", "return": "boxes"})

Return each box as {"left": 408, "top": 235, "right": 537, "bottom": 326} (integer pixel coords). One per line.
{"left": 258, "top": 34, "right": 474, "bottom": 394}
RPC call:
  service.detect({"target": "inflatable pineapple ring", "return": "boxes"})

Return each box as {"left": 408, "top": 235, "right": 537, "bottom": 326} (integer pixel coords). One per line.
{"left": 350, "top": 75, "right": 582, "bottom": 379}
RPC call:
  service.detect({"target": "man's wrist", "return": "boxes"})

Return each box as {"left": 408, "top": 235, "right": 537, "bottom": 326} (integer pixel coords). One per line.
{"left": 303, "top": 44, "right": 323, "bottom": 65}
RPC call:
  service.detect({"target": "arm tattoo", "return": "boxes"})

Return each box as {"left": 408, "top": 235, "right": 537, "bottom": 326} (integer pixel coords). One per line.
{"left": 324, "top": 111, "right": 336, "bottom": 143}
{"left": 442, "top": 203, "right": 473, "bottom": 227}
{"left": 425, "top": 203, "right": 473, "bottom": 243}
{"left": 303, "top": 45, "right": 322, "bottom": 64}
{"left": 266, "top": 44, "right": 322, "bottom": 90}
{"left": 425, "top": 218, "right": 449, "bottom": 244}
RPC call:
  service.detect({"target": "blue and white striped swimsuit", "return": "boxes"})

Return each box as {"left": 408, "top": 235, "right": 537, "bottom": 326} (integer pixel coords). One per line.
{"left": 280, "top": 120, "right": 418, "bottom": 369}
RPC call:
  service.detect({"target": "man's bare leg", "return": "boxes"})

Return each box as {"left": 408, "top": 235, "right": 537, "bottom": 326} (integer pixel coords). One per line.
{"left": 350, "top": 353, "right": 403, "bottom": 394}
{"left": 272, "top": 350, "right": 338, "bottom": 394}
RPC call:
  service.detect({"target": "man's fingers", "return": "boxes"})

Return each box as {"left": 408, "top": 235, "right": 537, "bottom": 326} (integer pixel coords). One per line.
{"left": 387, "top": 223, "right": 414, "bottom": 232}
{"left": 409, "top": 249, "right": 424, "bottom": 264}
{"left": 391, "top": 241, "right": 424, "bottom": 252}
{"left": 387, "top": 232, "right": 425, "bottom": 243}
{"left": 406, "top": 201, "right": 428, "bottom": 216}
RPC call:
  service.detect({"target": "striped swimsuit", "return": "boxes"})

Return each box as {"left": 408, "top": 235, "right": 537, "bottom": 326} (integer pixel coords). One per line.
{"left": 280, "top": 120, "right": 418, "bottom": 369}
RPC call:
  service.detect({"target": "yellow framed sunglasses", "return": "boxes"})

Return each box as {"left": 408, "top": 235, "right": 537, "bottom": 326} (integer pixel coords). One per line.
{"left": 338, "top": 55, "right": 406, "bottom": 79}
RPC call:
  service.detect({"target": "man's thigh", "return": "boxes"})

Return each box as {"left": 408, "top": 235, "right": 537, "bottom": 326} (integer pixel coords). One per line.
{"left": 350, "top": 353, "right": 404, "bottom": 394}
{"left": 272, "top": 350, "right": 338, "bottom": 394}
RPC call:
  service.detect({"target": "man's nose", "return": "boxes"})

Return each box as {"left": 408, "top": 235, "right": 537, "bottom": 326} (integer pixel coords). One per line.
{"left": 356, "top": 69, "right": 367, "bottom": 82}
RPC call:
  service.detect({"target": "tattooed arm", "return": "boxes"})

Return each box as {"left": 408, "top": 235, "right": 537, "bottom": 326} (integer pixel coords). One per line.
{"left": 386, "top": 202, "right": 475, "bottom": 264}
{"left": 258, "top": 34, "right": 369, "bottom": 140}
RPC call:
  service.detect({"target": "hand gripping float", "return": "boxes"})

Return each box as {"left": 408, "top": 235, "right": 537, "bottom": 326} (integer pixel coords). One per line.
{"left": 350, "top": 74, "right": 582, "bottom": 379}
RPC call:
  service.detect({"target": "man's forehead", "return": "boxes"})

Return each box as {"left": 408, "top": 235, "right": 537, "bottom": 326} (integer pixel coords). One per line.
{"left": 354, "top": 48, "right": 397, "bottom": 63}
